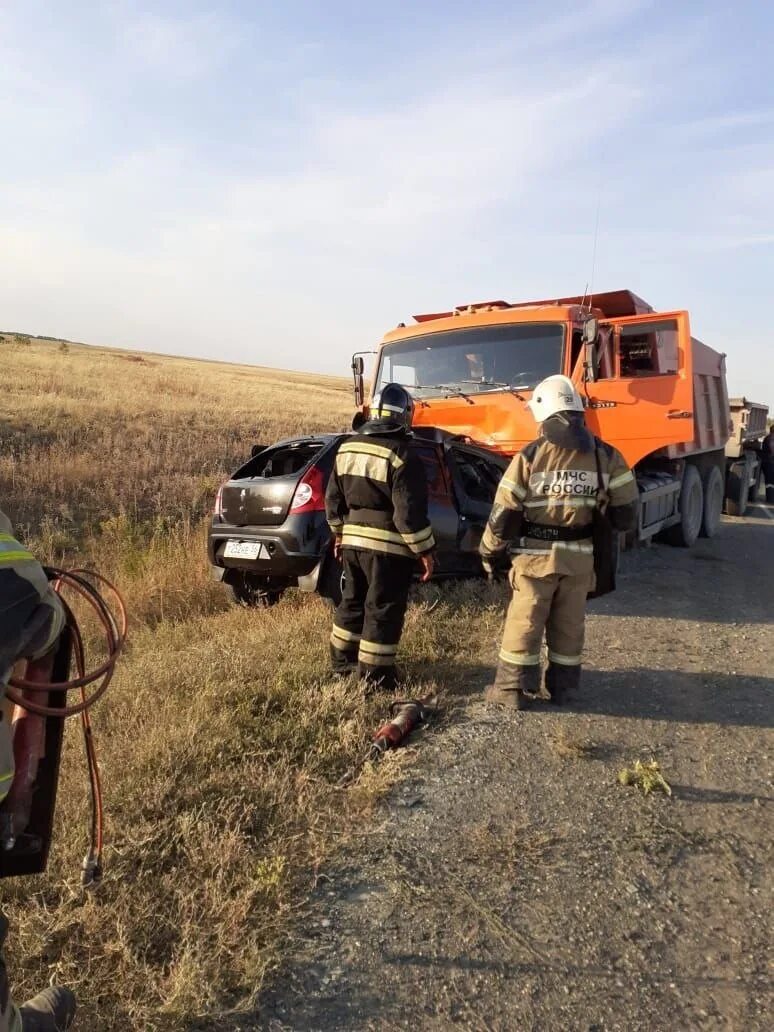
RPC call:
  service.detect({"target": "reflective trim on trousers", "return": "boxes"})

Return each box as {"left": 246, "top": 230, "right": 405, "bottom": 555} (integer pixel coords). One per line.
{"left": 331, "top": 624, "right": 361, "bottom": 643}
{"left": 498, "top": 648, "right": 541, "bottom": 667}
{"left": 331, "top": 632, "right": 360, "bottom": 653}
{"left": 359, "top": 653, "right": 396, "bottom": 667}
{"left": 359, "top": 638, "right": 398, "bottom": 656}
{"left": 547, "top": 649, "right": 582, "bottom": 666}
{"left": 359, "top": 639, "right": 398, "bottom": 665}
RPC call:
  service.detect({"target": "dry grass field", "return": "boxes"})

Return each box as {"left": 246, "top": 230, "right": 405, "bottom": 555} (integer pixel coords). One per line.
{"left": 0, "top": 334, "right": 497, "bottom": 1029}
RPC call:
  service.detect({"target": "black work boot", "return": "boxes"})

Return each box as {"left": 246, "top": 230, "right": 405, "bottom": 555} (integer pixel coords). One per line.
{"left": 330, "top": 643, "right": 357, "bottom": 679}
{"left": 19, "top": 987, "right": 76, "bottom": 1031}
{"left": 545, "top": 663, "right": 581, "bottom": 706}
{"left": 358, "top": 663, "right": 398, "bottom": 695}
{"left": 484, "top": 663, "right": 541, "bottom": 710}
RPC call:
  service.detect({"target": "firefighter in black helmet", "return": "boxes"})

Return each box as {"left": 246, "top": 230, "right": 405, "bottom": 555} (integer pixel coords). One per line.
{"left": 325, "top": 383, "right": 435, "bottom": 689}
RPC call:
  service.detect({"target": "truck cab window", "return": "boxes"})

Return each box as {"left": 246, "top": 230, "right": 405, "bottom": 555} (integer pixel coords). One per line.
{"left": 619, "top": 319, "right": 679, "bottom": 377}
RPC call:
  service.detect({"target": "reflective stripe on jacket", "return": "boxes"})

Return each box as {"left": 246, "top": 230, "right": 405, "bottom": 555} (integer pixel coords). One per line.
{"left": 481, "top": 436, "right": 638, "bottom": 575}
{"left": 325, "top": 432, "right": 435, "bottom": 559}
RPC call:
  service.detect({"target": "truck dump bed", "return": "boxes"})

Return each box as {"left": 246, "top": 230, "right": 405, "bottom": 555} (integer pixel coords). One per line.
{"left": 726, "top": 398, "right": 770, "bottom": 457}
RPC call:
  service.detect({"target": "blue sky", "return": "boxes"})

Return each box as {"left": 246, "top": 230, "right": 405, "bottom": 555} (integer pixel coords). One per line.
{"left": 1, "top": 1, "right": 772, "bottom": 404}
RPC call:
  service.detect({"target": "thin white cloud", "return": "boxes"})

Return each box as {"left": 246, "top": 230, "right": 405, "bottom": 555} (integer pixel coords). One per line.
{"left": 119, "top": 8, "right": 241, "bottom": 79}
{"left": 682, "top": 110, "right": 774, "bottom": 135}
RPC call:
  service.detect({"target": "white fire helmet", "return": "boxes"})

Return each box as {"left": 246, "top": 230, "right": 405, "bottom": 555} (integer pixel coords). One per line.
{"left": 527, "top": 375, "right": 584, "bottom": 423}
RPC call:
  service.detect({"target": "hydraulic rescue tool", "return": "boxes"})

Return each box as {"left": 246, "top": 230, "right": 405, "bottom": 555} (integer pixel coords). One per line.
{"left": 0, "top": 568, "right": 126, "bottom": 886}
{"left": 338, "top": 693, "right": 438, "bottom": 787}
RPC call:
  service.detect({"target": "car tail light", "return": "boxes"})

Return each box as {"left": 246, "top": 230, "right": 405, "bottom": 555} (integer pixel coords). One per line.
{"left": 289, "top": 464, "right": 326, "bottom": 514}
{"left": 214, "top": 482, "right": 227, "bottom": 519}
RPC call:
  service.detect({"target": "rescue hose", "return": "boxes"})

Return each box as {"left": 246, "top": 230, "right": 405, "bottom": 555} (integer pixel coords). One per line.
{"left": 7, "top": 568, "right": 127, "bottom": 887}
{"left": 338, "top": 693, "right": 437, "bottom": 788}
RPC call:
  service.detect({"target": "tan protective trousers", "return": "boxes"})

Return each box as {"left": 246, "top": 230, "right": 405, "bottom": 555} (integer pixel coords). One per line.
{"left": 494, "top": 569, "right": 594, "bottom": 695}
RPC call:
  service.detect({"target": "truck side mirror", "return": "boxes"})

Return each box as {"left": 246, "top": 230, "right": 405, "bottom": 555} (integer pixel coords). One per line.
{"left": 351, "top": 354, "right": 365, "bottom": 407}
{"left": 582, "top": 317, "right": 598, "bottom": 344}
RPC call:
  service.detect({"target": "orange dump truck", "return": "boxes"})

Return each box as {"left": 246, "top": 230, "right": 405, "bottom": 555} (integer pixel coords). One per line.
{"left": 351, "top": 289, "right": 768, "bottom": 547}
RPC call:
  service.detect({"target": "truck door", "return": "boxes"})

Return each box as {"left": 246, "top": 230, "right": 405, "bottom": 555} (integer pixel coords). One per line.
{"left": 588, "top": 311, "right": 695, "bottom": 467}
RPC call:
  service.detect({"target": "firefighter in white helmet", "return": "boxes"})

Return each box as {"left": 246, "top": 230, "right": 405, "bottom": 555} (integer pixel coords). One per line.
{"left": 480, "top": 375, "right": 638, "bottom": 708}
{"left": 0, "top": 508, "right": 76, "bottom": 1031}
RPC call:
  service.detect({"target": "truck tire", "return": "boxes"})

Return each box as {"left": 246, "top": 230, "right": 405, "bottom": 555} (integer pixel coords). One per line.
{"left": 700, "top": 465, "right": 724, "bottom": 538}
{"left": 224, "top": 571, "right": 285, "bottom": 607}
{"left": 725, "top": 456, "right": 751, "bottom": 517}
{"left": 664, "top": 464, "right": 703, "bottom": 547}
{"left": 750, "top": 462, "right": 763, "bottom": 504}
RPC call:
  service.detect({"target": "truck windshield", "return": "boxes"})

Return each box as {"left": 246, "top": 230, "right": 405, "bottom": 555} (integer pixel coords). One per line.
{"left": 375, "top": 323, "right": 565, "bottom": 399}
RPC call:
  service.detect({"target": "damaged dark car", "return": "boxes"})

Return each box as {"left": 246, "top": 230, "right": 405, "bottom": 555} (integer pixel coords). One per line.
{"left": 207, "top": 427, "right": 508, "bottom": 606}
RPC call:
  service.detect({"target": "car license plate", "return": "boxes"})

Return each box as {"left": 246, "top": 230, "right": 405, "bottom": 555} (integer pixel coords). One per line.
{"left": 223, "top": 540, "right": 264, "bottom": 560}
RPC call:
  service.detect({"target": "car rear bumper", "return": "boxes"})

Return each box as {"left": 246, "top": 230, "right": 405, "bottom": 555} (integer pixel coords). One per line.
{"left": 208, "top": 513, "right": 330, "bottom": 586}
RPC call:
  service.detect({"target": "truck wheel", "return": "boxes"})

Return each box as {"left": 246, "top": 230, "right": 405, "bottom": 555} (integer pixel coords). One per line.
{"left": 700, "top": 466, "right": 724, "bottom": 537}
{"left": 225, "top": 572, "right": 284, "bottom": 607}
{"left": 725, "top": 458, "right": 750, "bottom": 517}
{"left": 750, "top": 462, "right": 763, "bottom": 503}
{"left": 664, "top": 464, "right": 703, "bottom": 547}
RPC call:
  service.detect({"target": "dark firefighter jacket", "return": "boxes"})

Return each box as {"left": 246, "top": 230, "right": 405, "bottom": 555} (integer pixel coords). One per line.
{"left": 0, "top": 508, "right": 64, "bottom": 674}
{"left": 325, "top": 424, "right": 435, "bottom": 559}
{"left": 480, "top": 413, "right": 639, "bottom": 577}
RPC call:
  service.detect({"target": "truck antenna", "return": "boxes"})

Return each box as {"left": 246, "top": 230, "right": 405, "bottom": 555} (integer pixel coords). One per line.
{"left": 586, "top": 191, "right": 602, "bottom": 314}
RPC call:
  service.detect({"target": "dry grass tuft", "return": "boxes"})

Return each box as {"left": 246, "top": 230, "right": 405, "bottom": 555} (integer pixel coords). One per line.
{"left": 618, "top": 758, "right": 673, "bottom": 797}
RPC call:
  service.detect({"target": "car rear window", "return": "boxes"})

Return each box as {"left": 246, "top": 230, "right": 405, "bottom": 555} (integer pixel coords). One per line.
{"left": 235, "top": 441, "right": 326, "bottom": 480}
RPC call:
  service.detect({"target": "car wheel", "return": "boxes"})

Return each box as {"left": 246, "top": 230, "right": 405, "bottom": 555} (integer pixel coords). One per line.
{"left": 224, "top": 571, "right": 285, "bottom": 607}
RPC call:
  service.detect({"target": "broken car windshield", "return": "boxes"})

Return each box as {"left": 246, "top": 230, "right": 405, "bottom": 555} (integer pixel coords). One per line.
{"left": 375, "top": 323, "right": 565, "bottom": 399}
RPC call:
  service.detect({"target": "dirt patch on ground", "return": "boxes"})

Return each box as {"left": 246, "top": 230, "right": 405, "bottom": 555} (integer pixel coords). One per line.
{"left": 238, "top": 507, "right": 771, "bottom": 1031}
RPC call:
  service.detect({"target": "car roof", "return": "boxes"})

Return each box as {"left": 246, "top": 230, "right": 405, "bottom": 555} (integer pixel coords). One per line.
{"left": 266, "top": 427, "right": 505, "bottom": 464}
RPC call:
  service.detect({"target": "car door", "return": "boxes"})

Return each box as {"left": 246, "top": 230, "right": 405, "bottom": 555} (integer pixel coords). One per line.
{"left": 409, "top": 442, "right": 460, "bottom": 575}
{"left": 445, "top": 444, "right": 507, "bottom": 570}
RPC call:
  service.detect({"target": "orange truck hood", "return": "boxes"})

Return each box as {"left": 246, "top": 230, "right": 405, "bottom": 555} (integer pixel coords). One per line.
{"left": 412, "top": 391, "right": 536, "bottom": 454}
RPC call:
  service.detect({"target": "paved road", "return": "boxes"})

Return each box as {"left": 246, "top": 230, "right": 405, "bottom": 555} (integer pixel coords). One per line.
{"left": 254, "top": 506, "right": 773, "bottom": 1032}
